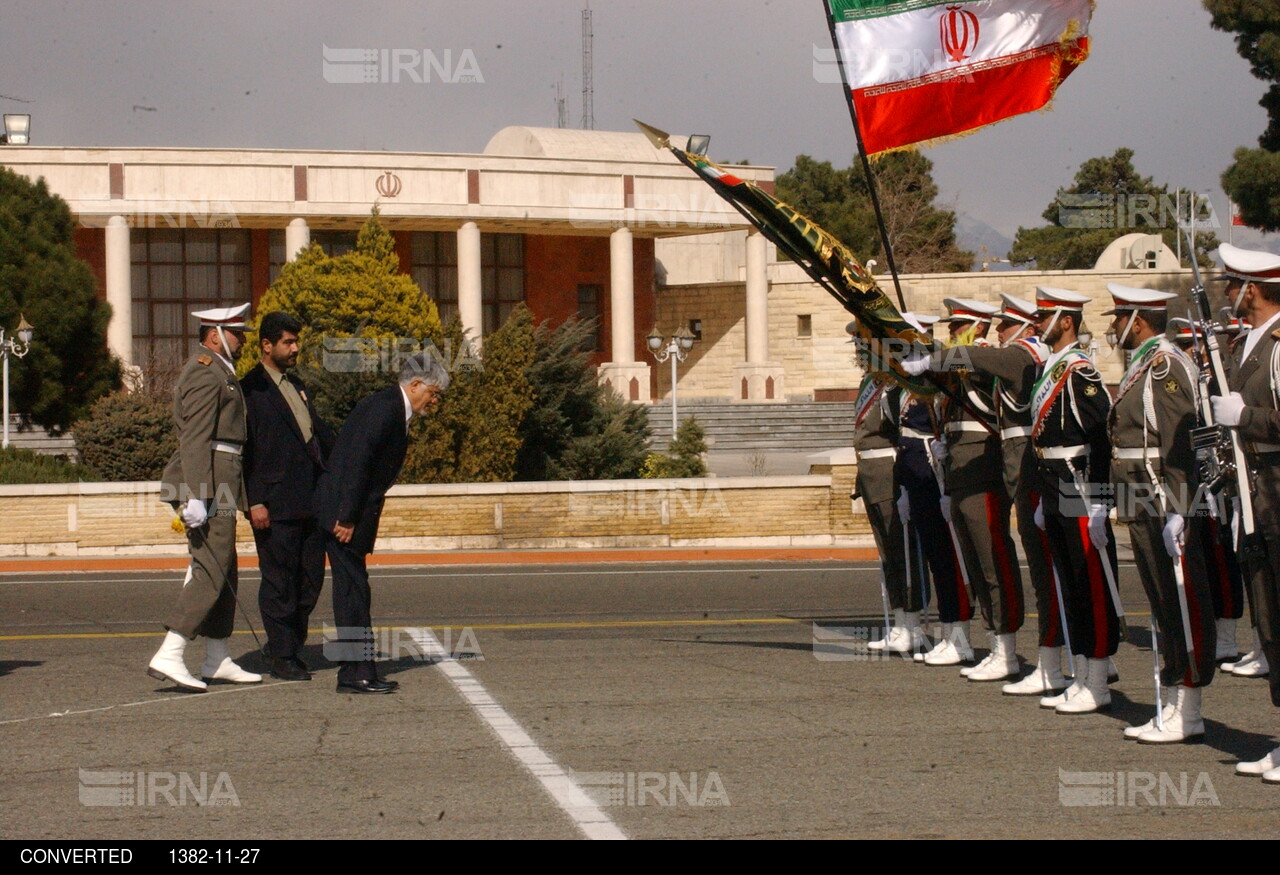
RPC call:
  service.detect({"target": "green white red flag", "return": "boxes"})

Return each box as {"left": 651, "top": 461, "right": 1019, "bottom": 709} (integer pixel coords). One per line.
{"left": 827, "top": 0, "right": 1093, "bottom": 154}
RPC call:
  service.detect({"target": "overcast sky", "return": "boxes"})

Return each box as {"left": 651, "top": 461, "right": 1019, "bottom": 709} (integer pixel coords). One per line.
{"left": 1, "top": 0, "right": 1272, "bottom": 249}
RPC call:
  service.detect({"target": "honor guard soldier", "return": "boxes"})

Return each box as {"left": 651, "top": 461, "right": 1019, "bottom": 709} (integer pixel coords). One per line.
{"left": 920, "top": 299, "right": 1025, "bottom": 682}
{"left": 895, "top": 313, "right": 974, "bottom": 665}
{"left": 849, "top": 322, "right": 924, "bottom": 654}
{"left": 1209, "top": 244, "right": 1280, "bottom": 782}
{"left": 908, "top": 295, "right": 1067, "bottom": 695}
{"left": 1030, "top": 287, "right": 1122, "bottom": 715}
{"left": 1105, "top": 285, "right": 1215, "bottom": 743}
{"left": 148, "top": 304, "right": 262, "bottom": 692}
{"left": 1171, "top": 317, "right": 1247, "bottom": 666}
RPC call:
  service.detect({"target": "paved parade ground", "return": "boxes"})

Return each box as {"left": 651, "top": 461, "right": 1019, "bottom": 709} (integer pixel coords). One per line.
{"left": 2, "top": 555, "right": 1277, "bottom": 841}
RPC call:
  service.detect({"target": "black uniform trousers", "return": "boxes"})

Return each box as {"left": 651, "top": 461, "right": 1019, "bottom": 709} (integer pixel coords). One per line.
{"left": 1128, "top": 510, "right": 1216, "bottom": 687}
{"left": 326, "top": 535, "right": 379, "bottom": 685}
{"left": 1247, "top": 462, "right": 1280, "bottom": 708}
{"left": 1193, "top": 514, "right": 1245, "bottom": 622}
{"left": 255, "top": 517, "right": 326, "bottom": 660}
{"left": 1043, "top": 509, "right": 1121, "bottom": 660}
{"left": 1006, "top": 438, "right": 1063, "bottom": 648}
{"left": 897, "top": 442, "right": 968, "bottom": 624}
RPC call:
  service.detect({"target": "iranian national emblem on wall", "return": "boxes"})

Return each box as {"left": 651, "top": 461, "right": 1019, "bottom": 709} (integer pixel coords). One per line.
{"left": 376, "top": 170, "right": 402, "bottom": 198}
{"left": 940, "top": 4, "right": 980, "bottom": 63}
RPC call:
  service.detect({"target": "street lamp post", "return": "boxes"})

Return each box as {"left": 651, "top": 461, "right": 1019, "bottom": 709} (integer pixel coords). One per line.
{"left": 2, "top": 315, "right": 35, "bottom": 449}
{"left": 646, "top": 327, "right": 695, "bottom": 438}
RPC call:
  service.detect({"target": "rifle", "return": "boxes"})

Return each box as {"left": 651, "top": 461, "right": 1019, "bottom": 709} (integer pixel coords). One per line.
{"left": 1184, "top": 233, "right": 1264, "bottom": 567}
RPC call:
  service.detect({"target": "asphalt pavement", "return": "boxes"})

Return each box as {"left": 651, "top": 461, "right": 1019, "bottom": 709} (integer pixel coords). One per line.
{"left": 1, "top": 558, "right": 1277, "bottom": 840}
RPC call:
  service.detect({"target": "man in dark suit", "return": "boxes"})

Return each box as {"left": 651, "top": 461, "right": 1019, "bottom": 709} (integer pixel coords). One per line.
{"left": 241, "top": 311, "right": 335, "bottom": 682}
{"left": 315, "top": 351, "right": 449, "bottom": 693}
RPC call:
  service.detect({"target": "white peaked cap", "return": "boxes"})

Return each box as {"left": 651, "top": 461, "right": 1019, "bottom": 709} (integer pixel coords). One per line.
{"left": 1102, "top": 284, "right": 1179, "bottom": 316}
{"left": 1216, "top": 243, "right": 1280, "bottom": 283}
{"left": 941, "top": 298, "right": 999, "bottom": 323}
{"left": 192, "top": 303, "right": 250, "bottom": 328}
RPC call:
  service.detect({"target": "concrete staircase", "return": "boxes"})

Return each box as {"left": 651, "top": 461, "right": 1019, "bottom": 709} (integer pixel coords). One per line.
{"left": 646, "top": 402, "right": 857, "bottom": 453}
{"left": 2, "top": 415, "right": 78, "bottom": 459}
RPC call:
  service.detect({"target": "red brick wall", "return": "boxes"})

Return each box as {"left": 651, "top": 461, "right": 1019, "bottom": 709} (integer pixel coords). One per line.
{"left": 73, "top": 228, "right": 106, "bottom": 301}
{"left": 524, "top": 234, "right": 655, "bottom": 366}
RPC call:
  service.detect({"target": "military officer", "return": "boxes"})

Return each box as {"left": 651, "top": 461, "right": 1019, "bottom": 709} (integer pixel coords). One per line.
{"left": 908, "top": 299, "right": 1025, "bottom": 682}
{"left": 895, "top": 313, "right": 973, "bottom": 666}
{"left": 147, "top": 304, "right": 262, "bottom": 692}
{"left": 1029, "top": 287, "right": 1121, "bottom": 715}
{"left": 1105, "top": 285, "right": 1215, "bottom": 743}
{"left": 848, "top": 322, "right": 924, "bottom": 655}
{"left": 1210, "top": 244, "right": 1280, "bottom": 781}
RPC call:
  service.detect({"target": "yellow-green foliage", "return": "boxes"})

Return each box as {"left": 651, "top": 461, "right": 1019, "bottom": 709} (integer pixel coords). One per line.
{"left": 402, "top": 306, "right": 536, "bottom": 483}
{"left": 238, "top": 209, "right": 442, "bottom": 378}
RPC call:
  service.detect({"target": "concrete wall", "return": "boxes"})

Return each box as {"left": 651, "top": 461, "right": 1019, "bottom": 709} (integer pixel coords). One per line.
{"left": 0, "top": 473, "right": 869, "bottom": 558}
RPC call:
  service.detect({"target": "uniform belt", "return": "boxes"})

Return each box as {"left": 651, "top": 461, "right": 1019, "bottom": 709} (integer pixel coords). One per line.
{"left": 1112, "top": 447, "right": 1157, "bottom": 461}
{"left": 901, "top": 428, "right": 934, "bottom": 441}
{"left": 857, "top": 448, "right": 896, "bottom": 461}
{"left": 944, "top": 422, "right": 989, "bottom": 434}
{"left": 1036, "top": 444, "right": 1089, "bottom": 461}
{"left": 1001, "top": 426, "right": 1033, "bottom": 440}
{"left": 213, "top": 441, "right": 243, "bottom": 456}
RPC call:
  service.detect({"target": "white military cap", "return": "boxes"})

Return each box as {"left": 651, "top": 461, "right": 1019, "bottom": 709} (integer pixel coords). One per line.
{"left": 1216, "top": 243, "right": 1280, "bottom": 283}
{"left": 191, "top": 303, "right": 250, "bottom": 328}
{"left": 941, "top": 298, "right": 999, "bottom": 324}
{"left": 1168, "top": 317, "right": 1194, "bottom": 343}
{"left": 1102, "top": 284, "right": 1179, "bottom": 316}
{"left": 1034, "top": 286, "right": 1090, "bottom": 314}
{"left": 997, "top": 293, "right": 1038, "bottom": 326}
{"left": 901, "top": 312, "right": 940, "bottom": 332}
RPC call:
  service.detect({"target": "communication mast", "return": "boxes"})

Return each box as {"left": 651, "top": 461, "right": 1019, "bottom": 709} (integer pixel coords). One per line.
{"left": 581, "top": 2, "right": 594, "bottom": 130}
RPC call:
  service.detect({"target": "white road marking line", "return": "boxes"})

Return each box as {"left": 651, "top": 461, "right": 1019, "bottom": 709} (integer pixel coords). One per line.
{"left": 0, "top": 679, "right": 298, "bottom": 726}
{"left": 408, "top": 627, "right": 627, "bottom": 841}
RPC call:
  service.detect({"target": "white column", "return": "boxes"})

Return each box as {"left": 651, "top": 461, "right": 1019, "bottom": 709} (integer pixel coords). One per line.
{"left": 105, "top": 216, "right": 133, "bottom": 368}
{"left": 745, "top": 230, "right": 768, "bottom": 364}
{"left": 285, "top": 218, "right": 310, "bottom": 262}
{"left": 609, "top": 226, "right": 635, "bottom": 364}
{"left": 457, "top": 222, "right": 483, "bottom": 346}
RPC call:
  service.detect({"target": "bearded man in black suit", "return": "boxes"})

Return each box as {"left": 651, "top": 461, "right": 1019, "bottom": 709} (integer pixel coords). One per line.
{"left": 315, "top": 351, "right": 449, "bottom": 693}
{"left": 241, "top": 311, "right": 335, "bottom": 682}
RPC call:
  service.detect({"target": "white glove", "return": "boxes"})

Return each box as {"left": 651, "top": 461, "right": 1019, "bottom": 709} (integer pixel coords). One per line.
{"left": 1211, "top": 392, "right": 1245, "bottom": 427}
{"left": 929, "top": 439, "right": 949, "bottom": 463}
{"left": 1230, "top": 496, "right": 1242, "bottom": 552}
{"left": 901, "top": 354, "right": 932, "bottom": 377}
{"left": 181, "top": 498, "right": 208, "bottom": 529}
{"left": 939, "top": 495, "right": 953, "bottom": 524}
{"left": 1087, "top": 503, "right": 1110, "bottom": 550}
{"left": 1033, "top": 499, "right": 1046, "bottom": 531}
{"left": 1162, "top": 512, "right": 1186, "bottom": 559}
{"left": 897, "top": 488, "right": 912, "bottom": 523}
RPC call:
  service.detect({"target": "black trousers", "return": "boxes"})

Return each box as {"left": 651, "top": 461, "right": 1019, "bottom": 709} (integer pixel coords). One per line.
{"left": 1044, "top": 511, "right": 1121, "bottom": 660}
{"left": 326, "top": 535, "right": 378, "bottom": 684}
{"left": 254, "top": 517, "right": 326, "bottom": 660}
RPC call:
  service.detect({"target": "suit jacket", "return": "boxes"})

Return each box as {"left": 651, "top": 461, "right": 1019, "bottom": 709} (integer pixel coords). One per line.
{"left": 160, "top": 348, "right": 248, "bottom": 512}
{"left": 241, "top": 362, "right": 335, "bottom": 521}
{"left": 314, "top": 386, "right": 410, "bottom": 555}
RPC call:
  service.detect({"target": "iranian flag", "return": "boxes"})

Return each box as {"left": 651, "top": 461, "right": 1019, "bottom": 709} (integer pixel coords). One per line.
{"left": 827, "top": 0, "right": 1093, "bottom": 155}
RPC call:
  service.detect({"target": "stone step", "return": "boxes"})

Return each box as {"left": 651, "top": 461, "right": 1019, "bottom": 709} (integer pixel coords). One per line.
{"left": 647, "top": 402, "right": 856, "bottom": 453}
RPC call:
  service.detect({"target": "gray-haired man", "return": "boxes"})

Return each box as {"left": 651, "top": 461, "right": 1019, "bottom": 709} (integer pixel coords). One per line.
{"left": 314, "top": 352, "right": 450, "bottom": 693}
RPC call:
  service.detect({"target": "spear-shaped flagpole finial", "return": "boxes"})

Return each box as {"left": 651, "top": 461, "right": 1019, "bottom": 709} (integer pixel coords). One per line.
{"left": 633, "top": 119, "right": 672, "bottom": 151}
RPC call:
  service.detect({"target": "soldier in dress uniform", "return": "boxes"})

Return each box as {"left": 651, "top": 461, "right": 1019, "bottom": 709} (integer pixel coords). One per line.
{"left": 1029, "top": 287, "right": 1122, "bottom": 715}
{"left": 1105, "top": 285, "right": 1215, "bottom": 743}
{"left": 1170, "top": 317, "right": 1247, "bottom": 666}
{"left": 147, "top": 304, "right": 262, "bottom": 693}
{"left": 915, "top": 299, "right": 1025, "bottom": 682}
{"left": 848, "top": 322, "right": 925, "bottom": 654}
{"left": 895, "top": 313, "right": 973, "bottom": 666}
{"left": 1209, "top": 244, "right": 1280, "bottom": 782}
{"left": 907, "top": 295, "right": 1068, "bottom": 695}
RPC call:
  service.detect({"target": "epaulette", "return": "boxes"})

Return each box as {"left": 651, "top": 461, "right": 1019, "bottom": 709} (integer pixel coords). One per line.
{"left": 197, "top": 355, "right": 212, "bottom": 366}
{"left": 1272, "top": 328, "right": 1280, "bottom": 339}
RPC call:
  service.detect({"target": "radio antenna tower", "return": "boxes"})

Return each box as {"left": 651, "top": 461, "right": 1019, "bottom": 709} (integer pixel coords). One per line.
{"left": 581, "top": 2, "right": 594, "bottom": 130}
{"left": 555, "top": 75, "right": 568, "bottom": 128}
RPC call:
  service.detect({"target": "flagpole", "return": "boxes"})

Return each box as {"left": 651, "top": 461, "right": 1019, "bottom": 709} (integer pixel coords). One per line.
{"left": 823, "top": 2, "right": 908, "bottom": 312}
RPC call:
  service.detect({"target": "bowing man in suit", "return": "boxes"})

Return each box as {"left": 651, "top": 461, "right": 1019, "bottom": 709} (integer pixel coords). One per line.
{"left": 315, "top": 351, "right": 449, "bottom": 694}
{"left": 241, "top": 311, "right": 336, "bottom": 682}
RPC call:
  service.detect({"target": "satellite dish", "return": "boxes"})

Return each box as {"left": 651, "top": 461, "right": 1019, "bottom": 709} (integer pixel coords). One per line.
{"left": 1128, "top": 234, "right": 1163, "bottom": 269}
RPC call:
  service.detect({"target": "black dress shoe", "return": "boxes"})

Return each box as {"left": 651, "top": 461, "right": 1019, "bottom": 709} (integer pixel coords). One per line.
{"left": 336, "top": 678, "right": 398, "bottom": 694}
{"left": 270, "top": 657, "right": 312, "bottom": 682}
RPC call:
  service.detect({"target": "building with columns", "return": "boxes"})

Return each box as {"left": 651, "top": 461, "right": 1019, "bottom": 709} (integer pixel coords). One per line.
{"left": 1, "top": 126, "right": 785, "bottom": 404}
